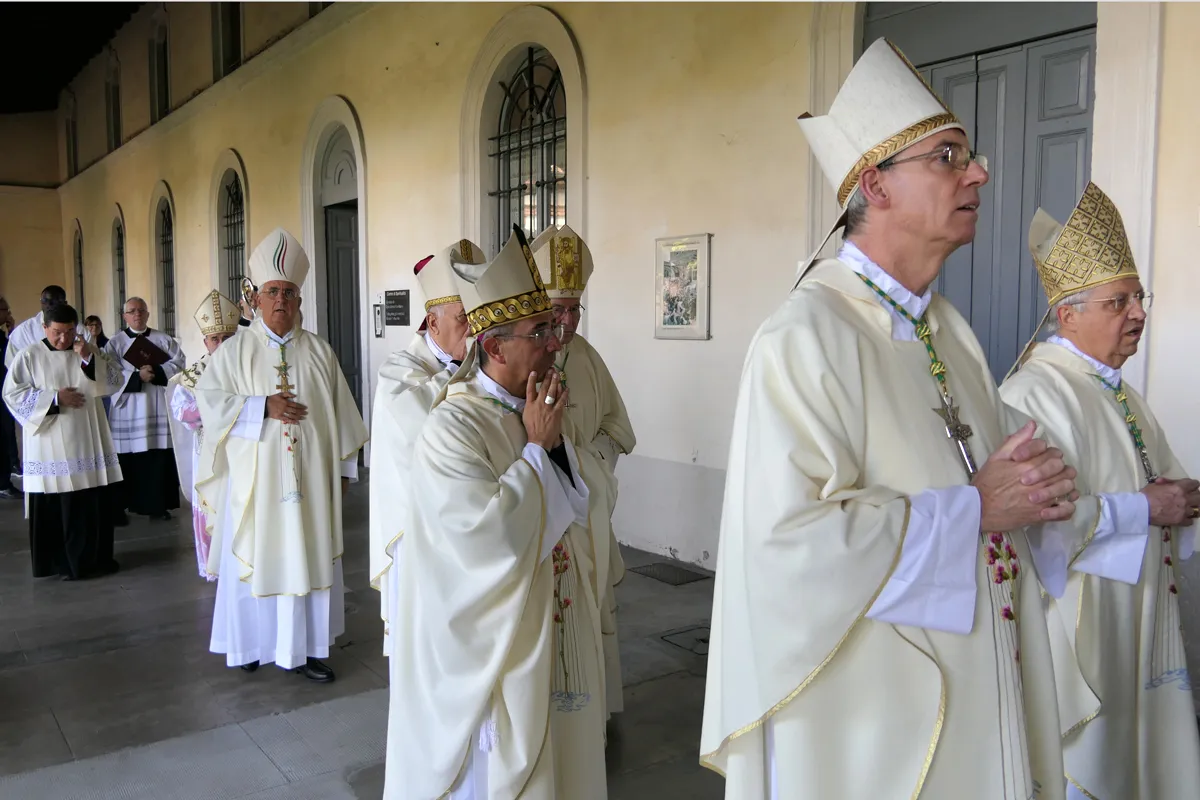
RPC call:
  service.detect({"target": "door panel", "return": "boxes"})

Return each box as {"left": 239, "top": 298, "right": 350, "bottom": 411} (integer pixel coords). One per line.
{"left": 325, "top": 204, "right": 362, "bottom": 412}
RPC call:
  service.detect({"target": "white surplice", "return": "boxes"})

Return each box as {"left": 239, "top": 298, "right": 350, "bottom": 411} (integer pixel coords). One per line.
{"left": 194, "top": 320, "right": 367, "bottom": 670}
{"left": 3, "top": 312, "right": 85, "bottom": 370}
{"left": 1001, "top": 338, "right": 1200, "bottom": 800}
{"left": 104, "top": 327, "right": 186, "bottom": 453}
{"left": 168, "top": 356, "right": 215, "bottom": 580}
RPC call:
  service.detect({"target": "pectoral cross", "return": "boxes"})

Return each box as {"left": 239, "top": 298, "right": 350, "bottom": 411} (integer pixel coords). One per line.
{"left": 274, "top": 362, "right": 295, "bottom": 398}
{"left": 934, "top": 395, "right": 978, "bottom": 477}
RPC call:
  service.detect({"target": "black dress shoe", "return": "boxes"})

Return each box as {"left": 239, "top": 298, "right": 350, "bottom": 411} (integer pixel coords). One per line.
{"left": 240, "top": 661, "right": 260, "bottom": 672}
{"left": 294, "top": 657, "right": 335, "bottom": 683}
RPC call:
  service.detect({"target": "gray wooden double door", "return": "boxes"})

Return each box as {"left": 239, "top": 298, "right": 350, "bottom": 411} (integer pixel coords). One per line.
{"left": 916, "top": 29, "right": 1096, "bottom": 383}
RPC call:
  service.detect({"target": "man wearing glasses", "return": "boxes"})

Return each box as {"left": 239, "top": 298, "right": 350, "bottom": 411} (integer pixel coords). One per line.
{"left": 702, "top": 39, "right": 1082, "bottom": 798}
{"left": 532, "top": 224, "right": 636, "bottom": 723}
{"left": 385, "top": 226, "right": 607, "bottom": 799}
{"left": 194, "top": 228, "right": 368, "bottom": 684}
{"left": 1001, "top": 183, "right": 1200, "bottom": 799}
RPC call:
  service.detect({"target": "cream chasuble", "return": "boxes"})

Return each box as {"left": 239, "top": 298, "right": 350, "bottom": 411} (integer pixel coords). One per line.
{"left": 385, "top": 367, "right": 607, "bottom": 800}
{"left": 368, "top": 332, "right": 458, "bottom": 651}
{"left": 1001, "top": 342, "right": 1200, "bottom": 799}
{"left": 701, "top": 258, "right": 1065, "bottom": 800}
{"left": 3, "top": 344, "right": 125, "bottom": 493}
{"left": 557, "top": 333, "right": 636, "bottom": 715}
{"left": 193, "top": 318, "right": 368, "bottom": 597}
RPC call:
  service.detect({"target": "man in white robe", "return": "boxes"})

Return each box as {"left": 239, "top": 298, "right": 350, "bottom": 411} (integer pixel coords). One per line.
{"left": 4, "top": 285, "right": 85, "bottom": 370}
{"left": 3, "top": 303, "right": 125, "bottom": 580}
{"left": 368, "top": 239, "right": 484, "bottom": 652}
{"left": 104, "top": 296, "right": 186, "bottom": 523}
{"left": 1000, "top": 183, "right": 1200, "bottom": 800}
{"left": 532, "top": 224, "right": 636, "bottom": 718}
{"left": 700, "top": 39, "right": 1083, "bottom": 799}
{"left": 195, "top": 228, "right": 368, "bottom": 682}
{"left": 386, "top": 226, "right": 607, "bottom": 799}
{"left": 168, "top": 290, "right": 242, "bottom": 581}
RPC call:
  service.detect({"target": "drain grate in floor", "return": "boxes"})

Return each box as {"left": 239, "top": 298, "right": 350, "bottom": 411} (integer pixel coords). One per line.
{"left": 629, "top": 561, "right": 710, "bottom": 586}
{"left": 660, "top": 624, "right": 710, "bottom": 656}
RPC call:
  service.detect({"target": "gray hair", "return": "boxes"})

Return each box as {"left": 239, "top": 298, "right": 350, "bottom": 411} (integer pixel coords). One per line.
{"left": 1044, "top": 287, "right": 1093, "bottom": 335}
{"left": 124, "top": 296, "right": 148, "bottom": 312}
{"left": 842, "top": 157, "right": 895, "bottom": 237}
{"left": 475, "top": 321, "right": 516, "bottom": 368}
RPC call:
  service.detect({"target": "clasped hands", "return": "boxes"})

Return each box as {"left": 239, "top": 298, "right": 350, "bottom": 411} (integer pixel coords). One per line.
{"left": 973, "top": 421, "right": 1079, "bottom": 532}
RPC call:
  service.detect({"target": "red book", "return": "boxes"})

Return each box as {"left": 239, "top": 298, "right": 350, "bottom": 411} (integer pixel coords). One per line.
{"left": 122, "top": 335, "right": 170, "bottom": 369}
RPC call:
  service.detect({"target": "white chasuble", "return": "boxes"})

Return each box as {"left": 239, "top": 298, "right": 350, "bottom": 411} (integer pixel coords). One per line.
{"left": 193, "top": 319, "right": 368, "bottom": 598}
{"left": 701, "top": 259, "right": 1064, "bottom": 800}
{"left": 104, "top": 328, "right": 186, "bottom": 453}
{"left": 557, "top": 333, "right": 636, "bottom": 715}
{"left": 168, "top": 355, "right": 214, "bottom": 580}
{"left": 3, "top": 344, "right": 125, "bottom": 493}
{"left": 1001, "top": 342, "right": 1200, "bottom": 800}
{"left": 368, "top": 333, "right": 457, "bottom": 654}
{"left": 385, "top": 369, "right": 606, "bottom": 800}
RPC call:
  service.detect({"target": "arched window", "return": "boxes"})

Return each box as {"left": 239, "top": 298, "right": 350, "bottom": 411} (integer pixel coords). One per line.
{"left": 219, "top": 170, "right": 246, "bottom": 301}
{"left": 149, "top": 18, "right": 170, "bottom": 123}
{"left": 73, "top": 227, "right": 84, "bottom": 313}
{"left": 157, "top": 199, "right": 176, "bottom": 336}
{"left": 112, "top": 217, "right": 126, "bottom": 323}
{"left": 105, "top": 54, "right": 122, "bottom": 153}
{"left": 489, "top": 46, "right": 566, "bottom": 244}
{"left": 212, "top": 3, "right": 243, "bottom": 80}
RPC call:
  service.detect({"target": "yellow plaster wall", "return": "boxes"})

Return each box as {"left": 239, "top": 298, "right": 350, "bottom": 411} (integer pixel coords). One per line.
{"left": 169, "top": 3, "right": 216, "bottom": 108}
{"left": 0, "top": 188, "right": 65, "bottom": 321}
{"left": 0, "top": 113, "right": 60, "bottom": 186}
{"left": 111, "top": 7, "right": 156, "bottom": 144}
{"left": 243, "top": 3, "right": 312, "bottom": 58}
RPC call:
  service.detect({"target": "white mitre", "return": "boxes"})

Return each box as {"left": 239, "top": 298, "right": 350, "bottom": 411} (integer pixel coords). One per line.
{"left": 415, "top": 238, "right": 486, "bottom": 331}
{"left": 531, "top": 224, "right": 593, "bottom": 300}
{"left": 192, "top": 290, "right": 241, "bottom": 336}
{"left": 795, "top": 37, "right": 967, "bottom": 279}
{"left": 248, "top": 227, "right": 310, "bottom": 288}
{"left": 453, "top": 225, "right": 551, "bottom": 336}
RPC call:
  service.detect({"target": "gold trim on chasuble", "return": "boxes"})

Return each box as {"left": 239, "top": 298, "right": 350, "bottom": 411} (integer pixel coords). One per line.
{"left": 699, "top": 499, "right": 914, "bottom": 776}
{"left": 466, "top": 241, "right": 551, "bottom": 336}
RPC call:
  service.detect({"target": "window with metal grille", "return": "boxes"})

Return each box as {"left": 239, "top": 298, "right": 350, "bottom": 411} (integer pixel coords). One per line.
{"left": 158, "top": 201, "right": 176, "bottom": 336}
{"left": 73, "top": 231, "right": 84, "bottom": 314}
{"left": 149, "top": 24, "right": 170, "bottom": 124}
{"left": 488, "top": 46, "right": 566, "bottom": 250}
{"left": 221, "top": 173, "right": 246, "bottom": 301}
{"left": 113, "top": 220, "right": 126, "bottom": 323}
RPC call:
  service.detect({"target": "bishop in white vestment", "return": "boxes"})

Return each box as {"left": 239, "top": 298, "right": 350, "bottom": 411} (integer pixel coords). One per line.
{"left": 3, "top": 304, "right": 125, "bottom": 580}
{"left": 701, "top": 39, "right": 1081, "bottom": 800}
{"left": 195, "top": 229, "right": 368, "bottom": 681}
{"left": 369, "top": 240, "right": 485, "bottom": 655}
{"left": 532, "top": 224, "right": 636, "bottom": 717}
{"left": 168, "top": 290, "right": 241, "bottom": 580}
{"left": 386, "top": 227, "right": 607, "bottom": 799}
{"left": 104, "top": 297, "right": 186, "bottom": 521}
{"left": 1000, "top": 184, "right": 1200, "bottom": 800}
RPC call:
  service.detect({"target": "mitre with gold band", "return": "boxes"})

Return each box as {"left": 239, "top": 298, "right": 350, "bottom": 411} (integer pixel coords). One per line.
{"left": 795, "top": 37, "right": 967, "bottom": 284}
{"left": 192, "top": 290, "right": 242, "bottom": 336}
{"left": 1007, "top": 181, "right": 1140, "bottom": 377}
{"left": 453, "top": 225, "right": 551, "bottom": 336}
{"left": 414, "top": 238, "right": 486, "bottom": 332}
{"left": 531, "top": 224, "right": 593, "bottom": 299}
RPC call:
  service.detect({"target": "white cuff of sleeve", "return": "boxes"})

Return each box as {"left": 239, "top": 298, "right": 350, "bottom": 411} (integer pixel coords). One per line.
{"left": 230, "top": 396, "right": 267, "bottom": 440}
{"left": 521, "top": 442, "right": 578, "bottom": 563}
{"left": 341, "top": 455, "right": 359, "bottom": 481}
{"left": 866, "top": 485, "right": 981, "bottom": 635}
{"left": 1071, "top": 492, "right": 1150, "bottom": 585}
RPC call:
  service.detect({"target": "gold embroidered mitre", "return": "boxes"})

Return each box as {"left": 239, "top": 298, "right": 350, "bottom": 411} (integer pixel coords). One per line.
{"left": 1029, "top": 181, "right": 1140, "bottom": 305}
{"left": 453, "top": 225, "right": 551, "bottom": 336}
{"left": 192, "top": 290, "right": 242, "bottom": 336}
{"left": 798, "top": 38, "right": 966, "bottom": 209}
{"left": 531, "top": 224, "right": 593, "bottom": 300}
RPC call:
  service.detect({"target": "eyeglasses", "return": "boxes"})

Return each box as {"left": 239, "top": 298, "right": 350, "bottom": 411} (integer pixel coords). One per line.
{"left": 1077, "top": 291, "right": 1153, "bottom": 314}
{"left": 493, "top": 323, "right": 565, "bottom": 346}
{"left": 552, "top": 304, "right": 586, "bottom": 320}
{"left": 263, "top": 287, "right": 299, "bottom": 301}
{"left": 124, "top": 308, "right": 148, "bottom": 315}
{"left": 884, "top": 142, "right": 988, "bottom": 173}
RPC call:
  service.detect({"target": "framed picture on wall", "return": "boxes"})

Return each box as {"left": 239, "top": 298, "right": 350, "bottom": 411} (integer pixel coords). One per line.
{"left": 654, "top": 233, "right": 711, "bottom": 340}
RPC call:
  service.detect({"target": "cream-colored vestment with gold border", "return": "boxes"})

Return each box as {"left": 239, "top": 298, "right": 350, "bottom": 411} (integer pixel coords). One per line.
{"left": 701, "top": 259, "right": 1065, "bottom": 800}
{"left": 1002, "top": 342, "right": 1200, "bottom": 800}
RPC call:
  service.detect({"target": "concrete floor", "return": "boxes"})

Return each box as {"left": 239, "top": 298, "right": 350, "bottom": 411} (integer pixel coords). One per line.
{"left": 0, "top": 475, "right": 724, "bottom": 798}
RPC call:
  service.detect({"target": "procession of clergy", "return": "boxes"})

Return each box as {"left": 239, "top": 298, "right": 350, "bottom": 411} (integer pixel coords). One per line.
{"left": 3, "top": 35, "right": 1199, "bottom": 799}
